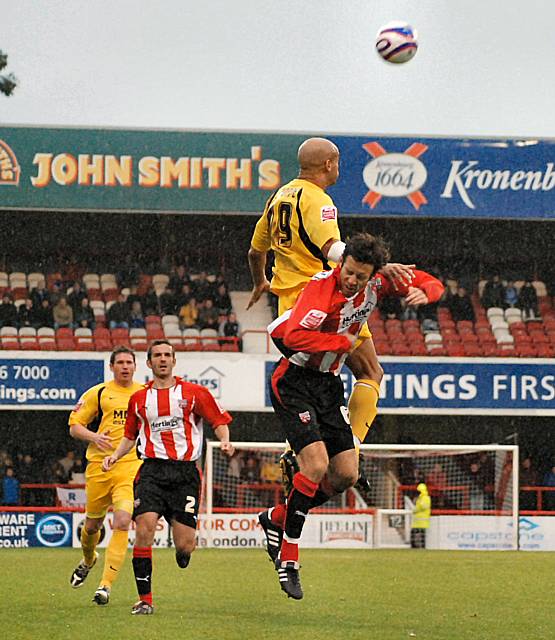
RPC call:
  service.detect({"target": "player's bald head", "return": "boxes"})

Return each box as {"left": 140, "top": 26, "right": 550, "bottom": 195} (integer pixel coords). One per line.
{"left": 297, "top": 137, "right": 339, "bottom": 171}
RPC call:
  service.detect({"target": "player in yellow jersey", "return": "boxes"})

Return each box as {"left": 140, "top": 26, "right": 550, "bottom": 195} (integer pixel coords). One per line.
{"left": 68, "top": 346, "right": 145, "bottom": 606}
{"left": 247, "top": 137, "right": 414, "bottom": 450}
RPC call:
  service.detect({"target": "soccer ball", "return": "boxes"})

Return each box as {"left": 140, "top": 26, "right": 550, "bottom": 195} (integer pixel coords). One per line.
{"left": 375, "top": 21, "right": 418, "bottom": 64}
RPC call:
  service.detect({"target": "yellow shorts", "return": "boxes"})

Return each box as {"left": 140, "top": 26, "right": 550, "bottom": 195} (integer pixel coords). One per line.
{"left": 85, "top": 459, "right": 142, "bottom": 519}
{"left": 277, "top": 287, "right": 372, "bottom": 347}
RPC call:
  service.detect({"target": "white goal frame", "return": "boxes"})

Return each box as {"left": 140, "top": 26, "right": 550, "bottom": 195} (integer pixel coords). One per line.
{"left": 204, "top": 441, "right": 519, "bottom": 550}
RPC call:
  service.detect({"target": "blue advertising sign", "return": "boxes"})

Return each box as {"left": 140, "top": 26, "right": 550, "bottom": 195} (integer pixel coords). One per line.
{"left": 328, "top": 136, "right": 555, "bottom": 219}
{"left": 265, "top": 358, "right": 555, "bottom": 415}
{"left": 0, "top": 358, "right": 104, "bottom": 409}
{"left": 0, "top": 512, "right": 73, "bottom": 548}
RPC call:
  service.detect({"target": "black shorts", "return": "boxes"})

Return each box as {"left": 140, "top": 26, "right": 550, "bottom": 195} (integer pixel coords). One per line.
{"left": 269, "top": 359, "right": 355, "bottom": 459}
{"left": 133, "top": 458, "right": 200, "bottom": 529}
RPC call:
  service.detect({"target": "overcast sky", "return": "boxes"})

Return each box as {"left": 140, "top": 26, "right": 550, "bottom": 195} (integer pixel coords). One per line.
{"left": 2, "top": 0, "right": 554, "bottom": 139}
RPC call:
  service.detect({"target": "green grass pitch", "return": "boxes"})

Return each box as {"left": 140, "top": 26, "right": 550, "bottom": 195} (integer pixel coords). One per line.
{"left": 1, "top": 548, "right": 553, "bottom": 640}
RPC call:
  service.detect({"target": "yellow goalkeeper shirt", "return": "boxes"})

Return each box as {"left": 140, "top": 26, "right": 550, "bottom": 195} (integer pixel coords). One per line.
{"left": 68, "top": 379, "right": 145, "bottom": 463}
{"left": 250, "top": 178, "right": 341, "bottom": 295}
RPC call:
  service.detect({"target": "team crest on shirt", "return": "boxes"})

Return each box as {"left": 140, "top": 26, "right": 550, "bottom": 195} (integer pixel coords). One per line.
{"left": 320, "top": 205, "right": 337, "bottom": 222}
{"left": 178, "top": 399, "right": 188, "bottom": 408}
{"left": 298, "top": 411, "right": 311, "bottom": 424}
{"left": 300, "top": 308, "right": 326, "bottom": 329}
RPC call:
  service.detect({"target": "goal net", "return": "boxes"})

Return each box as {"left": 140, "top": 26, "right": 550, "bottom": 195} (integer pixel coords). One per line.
{"left": 203, "top": 442, "right": 519, "bottom": 550}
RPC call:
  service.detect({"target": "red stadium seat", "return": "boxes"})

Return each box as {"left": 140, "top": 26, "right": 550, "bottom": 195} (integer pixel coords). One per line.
{"left": 409, "top": 343, "right": 428, "bottom": 356}
{"left": 391, "top": 343, "right": 411, "bottom": 356}
{"left": 463, "top": 343, "right": 483, "bottom": 357}
{"left": 19, "top": 337, "right": 39, "bottom": 351}
{"left": 57, "top": 337, "right": 75, "bottom": 350}
{"left": 146, "top": 327, "right": 164, "bottom": 341}
{"left": 445, "top": 344, "right": 465, "bottom": 357}
{"left": 38, "top": 338, "right": 57, "bottom": 351}
{"left": 373, "top": 341, "right": 392, "bottom": 356}
{"left": 94, "top": 338, "right": 112, "bottom": 351}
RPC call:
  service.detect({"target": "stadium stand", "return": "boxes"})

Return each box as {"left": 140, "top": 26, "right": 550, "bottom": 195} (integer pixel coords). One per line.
{"left": 0, "top": 267, "right": 551, "bottom": 356}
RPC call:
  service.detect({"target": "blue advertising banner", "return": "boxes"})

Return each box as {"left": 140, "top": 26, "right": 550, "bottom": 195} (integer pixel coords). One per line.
{"left": 0, "top": 358, "right": 104, "bottom": 409}
{"left": 265, "top": 358, "right": 555, "bottom": 415}
{"left": 0, "top": 512, "right": 73, "bottom": 548}
{"left": 328, "top": 136, "right": 555, "bottom": 220}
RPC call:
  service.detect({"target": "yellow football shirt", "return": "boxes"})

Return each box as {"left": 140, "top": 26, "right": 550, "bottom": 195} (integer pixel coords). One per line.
{"left": 251, "top": 178, "right": 341, "bottom": 295}
{"left": 68, "top": 379, "right": 145, "bottom": 463}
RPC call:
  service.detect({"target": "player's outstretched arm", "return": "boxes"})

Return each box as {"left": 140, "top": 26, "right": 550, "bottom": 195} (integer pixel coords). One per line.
{"left": 213, "top": 424, "right": 235, "bottom": 457}
{"left": 247, "top": 247, "right": 270, "bottom": 309}
{"left": 380, "top": 263, "right": 416, "bottom": 289}
{"left": 102, "top": 436, "right": 136, "bottom": 471}
{"left": 70, "top": 423, "right": 113, "bottom": 452}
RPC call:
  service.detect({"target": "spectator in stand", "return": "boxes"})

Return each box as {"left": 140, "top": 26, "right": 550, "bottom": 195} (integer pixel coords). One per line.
{"left": 481, "top": 274, "right": 505, "bottom": 309}
{"left": 380, "top": 295, "right": 403, "bottom": 320}
{"left": 425, "top": 462, "right": 448, "bottom": 508}
{"left": 219, "top": 311, "right": 241, "bottom": 350}
{"left": 159, "top": 287, "right": 177, "bottom": 316}
{"left": 58, "top": 450, "right": 76, "bottom": 478}
{"left": 448, "top": 286, "right": 476, "bottom": 322}
{"left": 69, "top": 459, "right": 86, "bottom": 484}
{"left": 49, "top": 282, "right": 63, "bottom": 307}
{"left": 2, "top": 467, "right": 20, "bottom": 505}
{"left": 129, "top": 300, "right": 146, "bottom": 329}
{"left": 34, "top": 298, "right": 54, "bottom": 329}
{"left": 518, "top": 280, "right": 539, "bottom": 321}
{"left": 468, "top": 462, "right": 486, "bottom": 510}
{"left": 240, "top": 455, "right": 261, "bottom": 482}
{"left": 74, "top": 298, "right": 95, "bottom": 330}
{"left": 192, "top": 271, "right": 212, "bottom": 302}
{"left": 175, "top": 283, "right": 193, "bottom": 310}
{"left": 53, "top": 296, "right": 74, "bottom": 330}
{"left": 30, "top": 281, "right": 50, "bottom": 308}
{"left": 520, "top": 456, "right": 539, "bottom": 511}
{"left": 213, "top": 283, "right": 232, "bottom": 315}
{"left": 17, "top": 454, "right": 35, "bottom": 505}
{"left": 169, "top": 265, "right": 191, "bottom": 293}
{"left": 198, "top": 298, "right": 219, "bottom": 330}
{"left": 116, "top": 256, "right": 140, "bottom": 289}
{"left": 17, "top": 298, "right": 37, "bottom": 328}
{"left": 143, "top": 286, "right": 161, "bottom": 316}
{"left": 0, "top": 294, "right": 17, "bottom": 328}
{"left": 107, "top": 294, "right": 130, "bottom": 329}
{"left": 542, "top": 465, "right": 555, "bottom": 511}
{"left": 126, "top": 285, "right": 144, "bottom": 310}
{"left": 504, "top": 281, "right": 519, "bottom": 308}
{"left": 67, "top": 281, "right": 87, "bottom": 315}
{"left": 178, "top": 297, "right": 199, "bottom": 329}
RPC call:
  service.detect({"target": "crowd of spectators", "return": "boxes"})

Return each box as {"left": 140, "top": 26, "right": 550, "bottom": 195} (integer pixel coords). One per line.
{"left": 0, "top": 447, "right": 86, "bottom": 506}
{"left": 0, "top": 262, "right": 242, "bottom": 347}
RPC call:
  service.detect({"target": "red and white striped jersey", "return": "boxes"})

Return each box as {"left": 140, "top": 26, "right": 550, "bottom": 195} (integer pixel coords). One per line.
{"left": 124, "top": 377, "right": 232, "bottom": 462}
{"left": 269, "top": 265, "right": 443, "bottom": 374}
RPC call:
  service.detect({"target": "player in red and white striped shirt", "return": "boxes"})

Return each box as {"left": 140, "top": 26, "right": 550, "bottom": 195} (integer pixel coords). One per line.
{"left": 261, "top": 233, "right": 443, "bottom": 600}
{"left": 103, "top": 340, "right": 234, "bottom": 615}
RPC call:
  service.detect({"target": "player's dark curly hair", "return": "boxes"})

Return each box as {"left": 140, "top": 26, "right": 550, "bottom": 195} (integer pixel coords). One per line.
{"left": 343, "top": 232, "right": 390, "bottom": 272}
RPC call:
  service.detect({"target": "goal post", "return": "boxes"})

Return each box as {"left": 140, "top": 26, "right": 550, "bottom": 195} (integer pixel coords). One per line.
{"left": 203, "top": 441, "right": 519, "bottom": 550}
